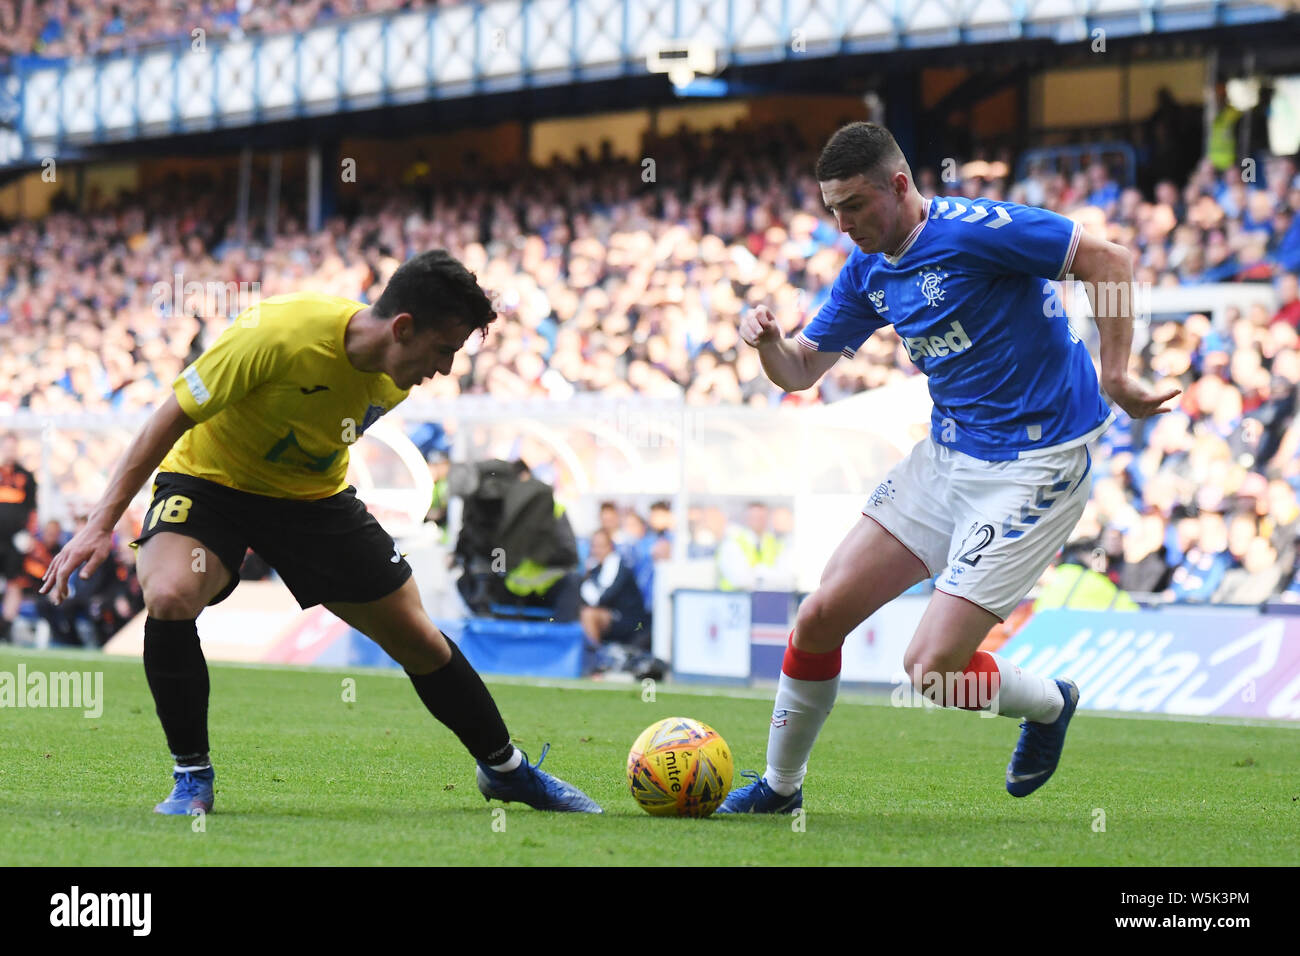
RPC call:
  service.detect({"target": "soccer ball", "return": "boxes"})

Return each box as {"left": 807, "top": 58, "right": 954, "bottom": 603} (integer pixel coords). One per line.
{"left": 626, "top": 716, "right": 733, "bottom": 817}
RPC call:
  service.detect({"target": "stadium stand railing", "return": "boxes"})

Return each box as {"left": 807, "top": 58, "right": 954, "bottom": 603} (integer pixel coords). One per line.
{"left": 1, "top": 0, "right": 1290, "bottom": 165}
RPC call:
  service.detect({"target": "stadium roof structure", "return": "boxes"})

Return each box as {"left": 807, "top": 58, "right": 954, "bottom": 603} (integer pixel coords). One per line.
{"left": 0, "top": 0, "right": 1293, "bottom": 167}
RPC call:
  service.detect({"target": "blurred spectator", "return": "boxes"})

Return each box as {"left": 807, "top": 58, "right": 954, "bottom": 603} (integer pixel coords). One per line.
{"left": 622, "top": 509, "right": 649, "bottom": 559}
{"left": 1215, "top": 536, "right": 1284, "bottom": 605}
{"left": 771, "top": 505, "right": 795, "bottom": 555}
{"left": 1166, "top": 508, "right": 1200, "bottom": 568}
{"left": 646, "top": 500, "right": 675, "bottom": 557}
{"left": 424, "top": 453, "right": 451, "bottom": 530}
{"left": 631, "top": 499, "right": 676, "bottom": 607}
{"left": 1273, "top": 273, "right": 1300, "bottom": 329}
{"left": 1085, "top": 163, "right": 1121, "bottom": 218}
{"left": 1168, "top": 511, "right": 1233, "bottom": 602}
{"left": 597, "top": 501, "right": 624, "bottom": 552}
{"left": 1116, "top": 511, "right": 1171, "bottom": 594}
{"left": 579, "top": 528, "right": 650, "bottom": 652}
{"left": 1035, "top": 540, "right": 1139, "bottom": 610}
{"left": 1225, "top": 512, "right": 1259, "bottom": 566}
{"left": 618, "top": 508, "right": 658, "bottom": 609}
{"left": 1237, "top": 376, "right": 1295, "bottom": 467}
{"left": 1264, "top": 479, "right": 1300, "bottom": 547}
{"left": 687, "top": 506, "right": 728, "bottom": 559}
{"left": 716, "top": 501, "right": 793, "bottom": 591}
{"left": 0, "top": 435, "right": 38, "bottom": 644}
{"left": 24, "top": 519, "right": 96, "bottom": 646}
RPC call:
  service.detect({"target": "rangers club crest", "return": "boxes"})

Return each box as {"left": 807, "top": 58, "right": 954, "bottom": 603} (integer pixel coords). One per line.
{"left": 917, "top": 270, "right": 949, "bottom": 307}
{"left": 868, "top": 478, "right": 895, "bottom": 507}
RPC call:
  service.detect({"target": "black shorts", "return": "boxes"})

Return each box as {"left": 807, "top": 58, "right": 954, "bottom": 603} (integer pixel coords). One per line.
{"left": 133, "top": 472, "right": 412, "bottom": 609}
{"left": 604, "top": 609, "right": 651, "bottom": 650}
{"left": 0, "top": 534, "right": 22, "bottom": 580}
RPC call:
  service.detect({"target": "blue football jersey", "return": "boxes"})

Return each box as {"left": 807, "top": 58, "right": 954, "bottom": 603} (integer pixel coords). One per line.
{"left": 798, "top": 197, "right": 1113, "bottom": 461}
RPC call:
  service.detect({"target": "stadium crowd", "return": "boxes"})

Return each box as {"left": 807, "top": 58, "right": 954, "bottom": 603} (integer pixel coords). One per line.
{"left": 2, "top": 117, "right": 1300, "bottom": 647}
{"left": 0, "top": 0, "right": 464, "bottom": 64}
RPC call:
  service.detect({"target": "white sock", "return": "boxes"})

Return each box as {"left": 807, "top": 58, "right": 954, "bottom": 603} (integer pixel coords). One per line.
{"left": 764, "top": 672, "right": 840, "bottom": 795}
{"left": 489, "top": 749, "right": 523, "bottom": 772}
{"left": 988, "top": 653, "right": 1063, "bottom": 722}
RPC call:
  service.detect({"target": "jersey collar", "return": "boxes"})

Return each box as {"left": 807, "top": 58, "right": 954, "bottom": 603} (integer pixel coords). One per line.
{"left": 884, "top": 197, "right": 931, "bottom": 266}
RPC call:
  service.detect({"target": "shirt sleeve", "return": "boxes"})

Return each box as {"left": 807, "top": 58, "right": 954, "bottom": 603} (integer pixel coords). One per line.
{"left": 172, "top": 305, "right": 291, "bottom": 423}
{"left": 795, "top": 252, "right": 889, "bottom": 358}
{"left": 938, "top": 199, "right": 1083, "bottom": 281}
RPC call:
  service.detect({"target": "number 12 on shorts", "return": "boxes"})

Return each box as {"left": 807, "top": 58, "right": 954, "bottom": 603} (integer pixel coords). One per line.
{"left": 957, "top": 523, "right": 995, "bottom": 566}
{"left": 147, "top": 494, "right": 193, "bottom": 530}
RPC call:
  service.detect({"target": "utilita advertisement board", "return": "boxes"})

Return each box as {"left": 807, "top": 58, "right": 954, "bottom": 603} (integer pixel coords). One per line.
{"left": 998, "top": 610, "right": 1300, "bottom": 721}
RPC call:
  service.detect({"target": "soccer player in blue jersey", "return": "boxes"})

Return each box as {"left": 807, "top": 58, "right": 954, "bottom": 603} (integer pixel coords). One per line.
{"left": 721, "top": 122, "right": 1179, "bottom": 812}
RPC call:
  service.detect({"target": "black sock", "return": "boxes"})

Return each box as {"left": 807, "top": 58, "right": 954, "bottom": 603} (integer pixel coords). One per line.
{"left": 406, "top": 640, "right": 513, "bottom": 765}
{"left": 143, "top": 617, "right": 210, "bottom": 762}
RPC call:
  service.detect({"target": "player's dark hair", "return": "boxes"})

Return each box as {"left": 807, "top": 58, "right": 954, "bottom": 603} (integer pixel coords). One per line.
{"left": 374, "top": 249, "right": 496, "bottom": 335}
{"left": 815, "top": 122, "right": 907, "bottom": 186}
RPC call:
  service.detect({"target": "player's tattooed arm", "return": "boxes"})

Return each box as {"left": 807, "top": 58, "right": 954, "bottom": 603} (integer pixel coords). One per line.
{"left": 40, "top": 395, "right": 196, "bottom": 603}
{"left": 1069, "top": 230, "right": 1180, "bottom": 419}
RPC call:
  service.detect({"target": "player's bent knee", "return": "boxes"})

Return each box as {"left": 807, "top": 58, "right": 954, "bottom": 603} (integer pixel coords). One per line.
{"left": 903, "top": 648, "right": 974, "bottom": 689}
{"left": 794, "top": 591, "right": 853, "bottom": 653}
{"left": 902, "top": 649, "right": 932, "bottom": 687}
{"left": 143, "top": 579, "right": 210, "bottom": 620}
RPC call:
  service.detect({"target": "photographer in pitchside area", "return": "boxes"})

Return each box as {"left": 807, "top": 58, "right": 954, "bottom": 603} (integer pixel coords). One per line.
{"left": 451, "top": 458, "right": 581, "bottom": 620}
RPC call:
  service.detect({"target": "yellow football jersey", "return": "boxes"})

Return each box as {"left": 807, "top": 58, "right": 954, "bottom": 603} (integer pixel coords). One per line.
{"left": 161, "top": 292, "right": 409, "bottom": 499}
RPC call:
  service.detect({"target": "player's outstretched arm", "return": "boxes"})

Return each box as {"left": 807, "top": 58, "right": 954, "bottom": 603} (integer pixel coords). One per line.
{"left": 40, "top": 394, "right": 196, "bottom": 604}
{"left": 740, "top": 305, "right": 839, "bottom": 393}
{"left": 1069, "top": 230, "right": 1181, "bottom": 419}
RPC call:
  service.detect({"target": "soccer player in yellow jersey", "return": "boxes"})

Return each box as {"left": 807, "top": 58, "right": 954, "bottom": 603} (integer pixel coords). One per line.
{"left": 41, "top": 250, "right": 602, "bottom": 814}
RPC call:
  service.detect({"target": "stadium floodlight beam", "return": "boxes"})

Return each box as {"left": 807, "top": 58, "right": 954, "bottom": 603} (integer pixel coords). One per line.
{"left": 646, "top": 41, "right": 718, "bottom": 91}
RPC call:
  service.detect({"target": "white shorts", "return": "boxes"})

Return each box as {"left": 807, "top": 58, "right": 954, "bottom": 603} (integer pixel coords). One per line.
{"left": 863, "top": 437, "right": 1093, "bottom": 620}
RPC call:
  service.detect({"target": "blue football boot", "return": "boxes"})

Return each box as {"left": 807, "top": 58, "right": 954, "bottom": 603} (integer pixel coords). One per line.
{"left": 476, "top": 744, "right": 603, "bottom": 813}
{"left": 154, "top": 766, "right": 215, "bottom": 815}
{"left": 715, "top": 770, "right": 803, "bottom": 814}
{"left": 1006, "top": 679, "right": 1080, "bottom": 797}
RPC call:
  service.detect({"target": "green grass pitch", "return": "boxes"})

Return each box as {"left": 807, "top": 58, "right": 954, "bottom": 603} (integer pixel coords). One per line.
{"left": 2, "top": 646, "right": 1297, "bottom": 866}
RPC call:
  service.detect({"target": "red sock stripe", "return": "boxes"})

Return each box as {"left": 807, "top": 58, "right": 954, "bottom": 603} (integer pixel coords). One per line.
{"left": 782, "top": 631, "right": 842, "bottom": 681}
{"left": 954, "top": 650, "right": 1001, "bottom": 710}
